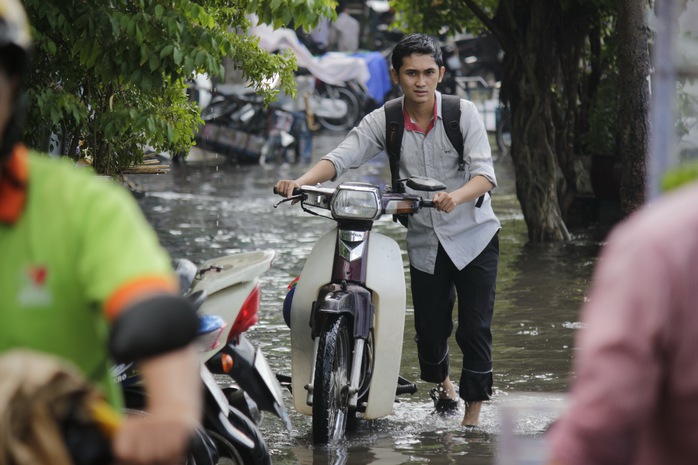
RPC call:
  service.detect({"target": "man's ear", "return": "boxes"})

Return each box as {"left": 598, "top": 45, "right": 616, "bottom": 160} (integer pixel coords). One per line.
{"left": 438, "top": 66, "right": 445, "bottom": 83}
{"left": 390, "top": 68, "right": 399, "bottom": 84}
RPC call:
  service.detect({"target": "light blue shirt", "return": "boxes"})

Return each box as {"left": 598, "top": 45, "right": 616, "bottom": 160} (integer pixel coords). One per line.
{"left": 322, "top": 92, "right": 501, "bottom": 274}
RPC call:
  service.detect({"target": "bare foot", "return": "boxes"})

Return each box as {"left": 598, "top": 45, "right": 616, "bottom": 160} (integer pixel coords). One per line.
{"left": 462, "top": 401, "right": 482, "bottom": 426}
{"left": 436, "top": 376, "right": 457, "bottom": 399}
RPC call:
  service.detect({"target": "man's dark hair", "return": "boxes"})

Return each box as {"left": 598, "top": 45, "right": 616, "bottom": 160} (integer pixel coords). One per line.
{"left": 391, "top": 33, "right": 443, "bottom": 72}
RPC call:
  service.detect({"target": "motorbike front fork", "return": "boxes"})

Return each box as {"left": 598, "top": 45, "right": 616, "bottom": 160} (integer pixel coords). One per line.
{"left": 306, "top": 324, "right": 366, "bottom": 410}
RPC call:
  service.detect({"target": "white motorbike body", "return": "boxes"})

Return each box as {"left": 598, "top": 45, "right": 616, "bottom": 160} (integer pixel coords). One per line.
{"left": 192, "top": 249, "right": 275, "bottom": 362}
{"left": 290, "top": 227, "right": 406, "bottom": 419}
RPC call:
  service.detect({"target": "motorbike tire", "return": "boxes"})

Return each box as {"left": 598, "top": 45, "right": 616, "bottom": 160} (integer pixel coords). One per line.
{"left": 312, "top": 314, "right": 352, "bottom": 444}
{"left": 315, "top": 86, "right": 361, "bottom": 132}
{"left": 208, "top": 405, "right": 271, "bottom": 465}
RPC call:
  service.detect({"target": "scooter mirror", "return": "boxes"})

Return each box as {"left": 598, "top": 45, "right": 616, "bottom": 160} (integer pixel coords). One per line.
{"left": 405, "top": 176, "right": 447, "bottom": 192}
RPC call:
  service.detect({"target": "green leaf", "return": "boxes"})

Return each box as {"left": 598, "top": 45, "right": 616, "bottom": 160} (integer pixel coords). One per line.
{"left": 149, "top": 53, "right": 161, "bottom": 72}
{"left": 173, "top": 47, "right": 183, "bottom": 65}
{"left": 160, "top": 44, "right": 174, "bottom": 58}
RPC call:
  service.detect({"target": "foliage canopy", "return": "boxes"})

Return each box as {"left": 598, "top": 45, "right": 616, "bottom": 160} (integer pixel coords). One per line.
{"left": 23, "top": 0, "right": 334, "bottom": 175}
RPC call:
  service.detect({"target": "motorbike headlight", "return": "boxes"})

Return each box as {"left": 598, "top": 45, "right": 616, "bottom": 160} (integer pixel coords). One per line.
{"left": 330, "top": 184, "right": 381, "bottom": 220}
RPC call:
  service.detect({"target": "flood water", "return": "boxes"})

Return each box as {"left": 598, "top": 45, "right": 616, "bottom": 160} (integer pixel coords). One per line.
{"left": 130, "top": 132, "right": 601, "bottom": 465}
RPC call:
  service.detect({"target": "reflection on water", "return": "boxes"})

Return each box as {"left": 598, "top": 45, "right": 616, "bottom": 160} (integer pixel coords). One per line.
{"left": 132, "top": 134, "right": 599, "bottom": 464}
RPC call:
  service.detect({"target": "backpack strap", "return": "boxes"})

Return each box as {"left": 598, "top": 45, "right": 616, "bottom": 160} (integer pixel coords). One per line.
{"left": 441, "top": 94, "right": 465, "bottom": 173}
{"left": 385, "top": 97, "right": 408, "bottom": 226}
{"left": 384, "top": 97, "right": 404, "bottom": 194}
{"left": 442, "top": 95, "right": 486, "bottom": 208}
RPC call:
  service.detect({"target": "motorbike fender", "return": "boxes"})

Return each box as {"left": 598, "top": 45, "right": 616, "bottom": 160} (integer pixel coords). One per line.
{"left": 201, "top": 364, "right": 255, "bottom": 450}
{"left": 311, "top": 284, "right": 373, "bottom": 339}
{"left": 193, "top": 250, "right": 275, "bottom": 362}
{"left": 221, "top": 335, "right": 292, "bottom": 430}
{"left": 290, "top": 228, "right": 406, "bottom": 418}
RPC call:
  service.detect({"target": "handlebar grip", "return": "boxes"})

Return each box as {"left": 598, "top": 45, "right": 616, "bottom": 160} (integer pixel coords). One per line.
{"left": 273, "top": 187, "right": 302, "bottom": 196}
{"left": 421, "top": 200, "right": 435, "bottom": 208}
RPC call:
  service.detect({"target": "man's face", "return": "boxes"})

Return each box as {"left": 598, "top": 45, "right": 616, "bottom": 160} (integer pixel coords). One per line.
{"left": 391, "top": 53, "right": 444, "bottom": 105}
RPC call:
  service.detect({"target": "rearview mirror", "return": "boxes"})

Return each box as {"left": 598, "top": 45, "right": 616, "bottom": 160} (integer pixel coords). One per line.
{"left": 404, "top": 176, "right": 447, "bottom": 192}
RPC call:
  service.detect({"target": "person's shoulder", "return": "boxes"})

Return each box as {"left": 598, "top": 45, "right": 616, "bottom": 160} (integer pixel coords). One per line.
{"left": 455, "top": 96, "right": 477, "bottom": 112}
{"left": 28, "top": 151, "right": 88, "bottom": 185}
{"left": 29, "top": 150, "right": 95, "bottom": 178}
{"left": 28, "top": 150, "right": 127, "bottom": 199}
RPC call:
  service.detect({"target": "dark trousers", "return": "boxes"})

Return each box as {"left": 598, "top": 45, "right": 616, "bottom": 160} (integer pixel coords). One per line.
{"left": 410, "top": 233, "right": 499, "bottom": 402}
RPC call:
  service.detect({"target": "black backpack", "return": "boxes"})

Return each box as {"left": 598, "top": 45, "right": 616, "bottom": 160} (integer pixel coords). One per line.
{"left": 384, "top": 95, "right": 484, "bottom": 226}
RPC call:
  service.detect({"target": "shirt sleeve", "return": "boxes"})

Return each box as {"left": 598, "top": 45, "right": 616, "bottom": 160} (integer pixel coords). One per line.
{"left": 71, "top": 172, "right": 177, "bottom": 319}
{"left": 461, "top": 99, "right": 497, "bottom": 188}
{"left": 321, "top": 107, "right": 387, "bottom": 179}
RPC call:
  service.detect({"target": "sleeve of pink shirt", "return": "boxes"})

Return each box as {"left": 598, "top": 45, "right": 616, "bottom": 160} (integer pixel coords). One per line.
{"left": 546, "top": 213, "right": 673, "bottom": 465}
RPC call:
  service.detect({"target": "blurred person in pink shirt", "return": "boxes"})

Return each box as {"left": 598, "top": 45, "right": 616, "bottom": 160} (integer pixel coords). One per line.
{"left": 545, "top": 181, "right": 698, "bottom": 465}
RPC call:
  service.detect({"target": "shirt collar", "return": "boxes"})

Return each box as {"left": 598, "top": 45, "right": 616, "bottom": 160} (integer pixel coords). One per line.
{"left": 0, "top": 144, "right": 29, "bottom": 224}
{"left": 402, "top": 93, "right": 439, "bottom": 136}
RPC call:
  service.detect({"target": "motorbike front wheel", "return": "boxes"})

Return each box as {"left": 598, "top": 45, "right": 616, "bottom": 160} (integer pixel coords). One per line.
{"left": 312, "top": 314, "right": 352, "bottom": 444}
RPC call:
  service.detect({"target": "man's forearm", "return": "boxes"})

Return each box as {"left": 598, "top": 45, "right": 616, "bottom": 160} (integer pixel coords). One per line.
{"left": 140, "top": 345, "right": 202, "bottom": 420}
{"left": 295, "top": 159, "right": 337, "bottom": 186}
{"left": 452, "top": 175, "right": 495, "bottom": 205}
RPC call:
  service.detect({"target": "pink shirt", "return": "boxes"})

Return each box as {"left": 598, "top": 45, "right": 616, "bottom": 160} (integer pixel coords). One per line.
{"left": 547, "top": 182, "right": 698, "bottom": 465}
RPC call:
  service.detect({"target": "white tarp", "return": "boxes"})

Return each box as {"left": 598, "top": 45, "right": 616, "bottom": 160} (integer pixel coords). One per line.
{"left": 251, "top": 22, "right": 370, "bottom": 86}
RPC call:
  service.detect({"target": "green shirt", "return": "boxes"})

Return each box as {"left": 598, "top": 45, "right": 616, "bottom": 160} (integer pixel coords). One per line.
{"left": 0, "top": 151, "right": 174, "bottom": 405}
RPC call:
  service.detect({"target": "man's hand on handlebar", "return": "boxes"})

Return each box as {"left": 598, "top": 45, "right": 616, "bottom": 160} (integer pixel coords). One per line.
{"left": 274, "top": 180, "right": 303, "bottom": 205}
{"left": 433, "top": 192, "right": 457, "bottom": 213}
{"left": 274, "top": 180, "right": 300, "bottom": 198}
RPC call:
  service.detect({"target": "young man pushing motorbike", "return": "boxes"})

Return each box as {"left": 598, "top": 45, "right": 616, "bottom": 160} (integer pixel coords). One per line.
{"left": 275, "top": 33, "right": 500, "bottom": 427}
{"left": 0, "top": 1, "right": 202, "bottom": 463}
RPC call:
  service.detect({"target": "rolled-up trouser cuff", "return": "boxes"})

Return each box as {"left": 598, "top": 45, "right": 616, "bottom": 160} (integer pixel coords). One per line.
{"left": 417, "top": 348, "right": 450, "bottom": 383}
{"left": 459, "top": 369, "right": 493, "bottom": 402}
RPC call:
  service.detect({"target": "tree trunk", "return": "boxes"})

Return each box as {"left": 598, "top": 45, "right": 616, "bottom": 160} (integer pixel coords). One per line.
{"left": 617, "top": 0, "right": 650, "bottom": 214}
{"left": 494, "top": 0, "right": 590, "bottom": 241}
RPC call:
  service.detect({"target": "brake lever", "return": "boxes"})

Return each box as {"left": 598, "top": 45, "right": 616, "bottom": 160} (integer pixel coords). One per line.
{"left": 273, "top": 194, "right": 305, "bottom": 208}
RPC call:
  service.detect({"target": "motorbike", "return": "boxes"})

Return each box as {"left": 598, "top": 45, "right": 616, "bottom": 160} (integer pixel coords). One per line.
{"left": 193, "top": 83, "right": 301, "bottom": 165}
{"left": 112, "top": 249, "right": 288, "bottom": 465}
{"left": 273, "top": 176, "right": 446, "bottom": 444}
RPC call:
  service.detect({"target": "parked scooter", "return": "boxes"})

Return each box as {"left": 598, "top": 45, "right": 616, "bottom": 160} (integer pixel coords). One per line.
{"left": 113, "top": 249, "right": 288, "bottom": 465}
{"left": 183, "top": 250, "right": 291, "bottom": 428}
{"left": 273, "top": 176, "right": 445, "bottom": 444}
{"left": 112, "top": 313, "right": 270, "bottom": 465}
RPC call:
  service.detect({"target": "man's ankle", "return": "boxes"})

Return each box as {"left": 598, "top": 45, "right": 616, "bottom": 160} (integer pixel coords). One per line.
{"left": 461, "top": 401, "right": 482, "bottom": 426}
{"left": 435, "top": 380, "right": 456, "bottom": 399}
